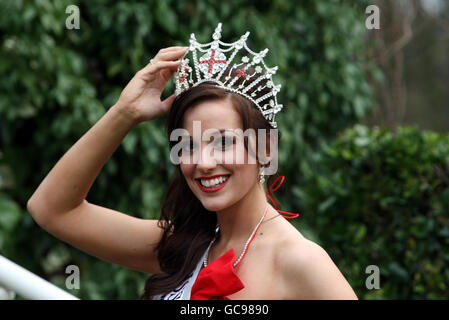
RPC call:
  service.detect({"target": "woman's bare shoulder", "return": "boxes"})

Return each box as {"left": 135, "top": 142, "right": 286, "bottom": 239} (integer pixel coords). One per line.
{"left": 275, "top": 225, "right": 358, "bottom": 299}
{"left": 274, "top": 223, "right": 321, "bottom": 269}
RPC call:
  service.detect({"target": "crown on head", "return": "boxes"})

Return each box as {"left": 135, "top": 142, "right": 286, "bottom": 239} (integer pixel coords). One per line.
{"left": 173, "top": 23, "right": 283, "bottom": 128}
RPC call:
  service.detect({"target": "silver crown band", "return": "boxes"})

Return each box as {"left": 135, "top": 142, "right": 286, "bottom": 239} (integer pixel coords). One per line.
{"left": 173, "top": 23, "right": 283, "bottom": 128}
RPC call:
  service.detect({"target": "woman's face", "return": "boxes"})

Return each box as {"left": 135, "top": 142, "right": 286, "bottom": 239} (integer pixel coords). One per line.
{"left": 179, "top": 97, "right": 259, "bottom": 212}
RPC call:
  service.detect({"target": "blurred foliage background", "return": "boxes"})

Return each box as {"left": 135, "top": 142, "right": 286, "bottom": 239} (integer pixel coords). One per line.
{"left": 0, "top": 0, "right": 448, "bottom": 299}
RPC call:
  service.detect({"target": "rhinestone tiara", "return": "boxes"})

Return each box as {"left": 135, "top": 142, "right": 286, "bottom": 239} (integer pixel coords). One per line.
{"left": 173, "top": 23, "right": 283, "bottom": 128}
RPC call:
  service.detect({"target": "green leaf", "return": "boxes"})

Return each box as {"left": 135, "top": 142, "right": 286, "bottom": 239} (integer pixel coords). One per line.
{"left": 0, "top": 194, "right": 21, "bottom": 232}
{"left": 354, "top": 224, "right": 367, "bottom": 243}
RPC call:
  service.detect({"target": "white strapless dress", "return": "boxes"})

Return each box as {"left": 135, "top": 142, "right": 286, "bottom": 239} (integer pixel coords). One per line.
{"left": 152, "top": 237, "right": 214, "bottom": 300}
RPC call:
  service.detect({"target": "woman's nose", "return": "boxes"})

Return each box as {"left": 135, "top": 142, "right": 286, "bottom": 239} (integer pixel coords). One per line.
{"left": 196, "top": 144, "right": 217, "bottom": 170}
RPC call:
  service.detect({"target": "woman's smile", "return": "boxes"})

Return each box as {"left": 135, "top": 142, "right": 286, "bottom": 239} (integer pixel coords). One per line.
{"left": 195, "top": 174, "right": 231, "bottom": 193}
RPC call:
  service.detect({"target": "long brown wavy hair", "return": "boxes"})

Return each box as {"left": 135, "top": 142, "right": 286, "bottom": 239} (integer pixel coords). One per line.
{"left": 140, "top": 67, "right": 283, "bottom": 299}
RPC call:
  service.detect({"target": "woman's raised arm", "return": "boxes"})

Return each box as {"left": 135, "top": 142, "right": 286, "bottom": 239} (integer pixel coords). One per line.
{"left": 26, "top": 47, "right": 187, "bottom": 274}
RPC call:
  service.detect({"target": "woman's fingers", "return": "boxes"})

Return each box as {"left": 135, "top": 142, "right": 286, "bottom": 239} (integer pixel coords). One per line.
{"left": 160, "top": 93, "right": 176, "bottom": 112}
{"left": 139, "top": 47, "right": 187, "bottom": 76}
{"left": 140, "top": 60, "right": 181, "bottom": 78}
{"left": 151, "top": 46, "right": 188, "bottom": 63}
{"left": 153, "top": 47, "right": 188, "bottom": 63}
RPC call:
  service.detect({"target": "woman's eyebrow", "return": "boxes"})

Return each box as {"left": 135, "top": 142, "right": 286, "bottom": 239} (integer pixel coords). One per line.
{"left": 218, "top": 129, "right": 234, "bottom": 134}
{"left": 181, "top": 129, "right": 235, "bottom": 138}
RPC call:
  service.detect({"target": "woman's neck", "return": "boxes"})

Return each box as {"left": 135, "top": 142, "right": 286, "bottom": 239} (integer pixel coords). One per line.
{"left": 215, "top": 182, "right": 273, "bottom": 247}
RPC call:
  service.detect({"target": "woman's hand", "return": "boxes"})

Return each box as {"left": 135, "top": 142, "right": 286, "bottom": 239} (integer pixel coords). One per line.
{"left": 114, "top": 46, "right": 188, "bottom": 123}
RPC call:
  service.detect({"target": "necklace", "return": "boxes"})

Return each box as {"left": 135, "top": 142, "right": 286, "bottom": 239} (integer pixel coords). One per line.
{"left": 262, "top": 213, "right": 281, "bottom": 224}
{"left": 203, "top": 205, "right": 268, "bottom": 269}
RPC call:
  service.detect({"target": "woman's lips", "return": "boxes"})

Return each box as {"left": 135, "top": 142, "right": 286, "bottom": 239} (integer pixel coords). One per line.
{"left": 195, "top": 175, "right": 231, "bottom": 193}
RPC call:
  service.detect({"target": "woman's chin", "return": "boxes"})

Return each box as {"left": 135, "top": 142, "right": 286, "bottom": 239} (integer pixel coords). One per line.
{"left": 200, "top": 198, "right": 231, "bottom": 212}
{"left": 202, "top": 202, "right": 226, "bottom": 212}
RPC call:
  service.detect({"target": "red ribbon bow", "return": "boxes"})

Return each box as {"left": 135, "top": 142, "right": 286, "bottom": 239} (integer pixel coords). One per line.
{"left": 265, "top": 176, "right": 300, "bottom": 219}
{"left": 190, "top": 249, "right": 244, "bottom": 300}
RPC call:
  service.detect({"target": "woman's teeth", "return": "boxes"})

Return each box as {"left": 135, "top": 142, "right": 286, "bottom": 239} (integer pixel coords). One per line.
{"left": 200, "top": 176, "right": 229, "bottom": 188}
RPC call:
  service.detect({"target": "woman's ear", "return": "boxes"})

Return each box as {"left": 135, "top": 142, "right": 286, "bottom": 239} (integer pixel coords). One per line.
{"left": 259, "top": 129, "right": 276, "bottom": 165}
{"left": 263, "top": 128, "right": 279, "bottom": 176}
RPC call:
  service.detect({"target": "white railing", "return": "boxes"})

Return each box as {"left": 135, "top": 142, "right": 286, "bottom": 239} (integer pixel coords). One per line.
{"left": 0, "top": 254, "right": 79, "bottom": 300}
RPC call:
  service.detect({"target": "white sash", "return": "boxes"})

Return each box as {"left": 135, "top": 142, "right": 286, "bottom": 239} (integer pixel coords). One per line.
{"left": 152, "top": 239, "right": 214, "bottom": 300}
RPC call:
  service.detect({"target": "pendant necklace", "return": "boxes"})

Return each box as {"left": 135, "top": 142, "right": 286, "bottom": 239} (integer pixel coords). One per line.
{"left": 203, "top": 205, "right": 269, "bottom": 269}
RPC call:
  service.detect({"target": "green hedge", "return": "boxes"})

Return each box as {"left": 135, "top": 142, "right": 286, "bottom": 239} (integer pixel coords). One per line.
{"left": 299, "top": 125, "right": 449, "bottom": 299}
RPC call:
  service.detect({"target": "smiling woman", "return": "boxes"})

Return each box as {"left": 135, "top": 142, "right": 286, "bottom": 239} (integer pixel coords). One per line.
{"left": 140, "top": 24, "right": 358, "bottom": 300}
{"left": 143, "top": 76, "right": 357, "bottom": 299}
{"left": 143, "top": 79, "right": 285, "bottom": 299}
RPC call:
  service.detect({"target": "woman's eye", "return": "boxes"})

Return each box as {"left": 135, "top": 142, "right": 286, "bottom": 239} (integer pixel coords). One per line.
{"left": 181, "top": 141, "right": 195, "bottom": 152}
{"left": 215, "top": 136, "right": 234, "bottom": 149}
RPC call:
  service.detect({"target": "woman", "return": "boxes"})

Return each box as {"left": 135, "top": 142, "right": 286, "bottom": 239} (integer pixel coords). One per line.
{"left": 27, "top": 25, "right": 358, "bottom": 300}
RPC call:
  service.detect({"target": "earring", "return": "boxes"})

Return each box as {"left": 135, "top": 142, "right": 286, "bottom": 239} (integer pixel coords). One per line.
{"left": 259, "top": 167, "right": 265, "bottom": 184}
